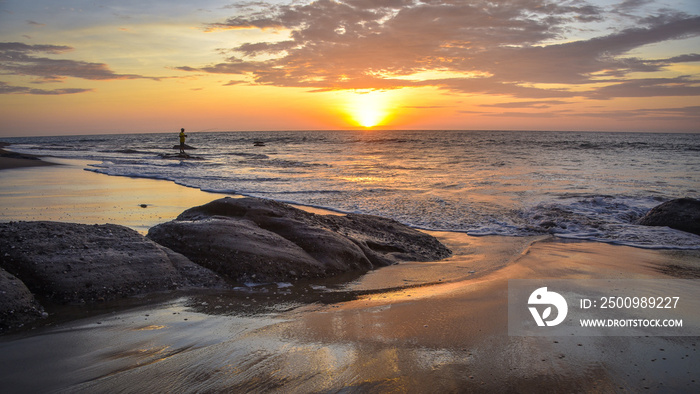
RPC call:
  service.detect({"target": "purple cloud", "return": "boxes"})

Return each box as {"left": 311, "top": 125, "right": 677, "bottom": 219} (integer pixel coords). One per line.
{"left": 0, "top": 81, "right": 92, "bottom": 95}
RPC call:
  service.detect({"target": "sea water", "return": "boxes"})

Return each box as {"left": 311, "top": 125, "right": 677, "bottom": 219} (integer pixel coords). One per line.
{"left": 4, "top": 130, "right": 699, "bottom": 249}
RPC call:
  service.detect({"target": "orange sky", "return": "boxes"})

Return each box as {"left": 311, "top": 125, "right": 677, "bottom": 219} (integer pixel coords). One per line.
{"left": 1, "top": 0, "right": 699, "bottom": 137}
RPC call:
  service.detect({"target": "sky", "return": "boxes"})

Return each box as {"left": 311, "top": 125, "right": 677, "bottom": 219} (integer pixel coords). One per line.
{"left": 0, "top": 0, "right": 699, "bottom": 137}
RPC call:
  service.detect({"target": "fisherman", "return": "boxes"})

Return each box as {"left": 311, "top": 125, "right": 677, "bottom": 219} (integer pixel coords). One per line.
{"left": 179, "top": 128, "right": 187, "bottom": 154}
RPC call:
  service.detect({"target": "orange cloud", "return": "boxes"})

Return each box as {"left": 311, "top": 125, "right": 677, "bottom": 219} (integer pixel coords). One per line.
{"left": 180, "top": 0, "right": 700, "bottom": 101}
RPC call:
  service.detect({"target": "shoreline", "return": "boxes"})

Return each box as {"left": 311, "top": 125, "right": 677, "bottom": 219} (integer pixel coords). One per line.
{"left": 1, "top": 142, "right": 697, "bottom": 249}
{"left": 0, "top": 154, "right": 224, "bottom": 234}
{"left": 0, "top": 142, "right": 58, "bottom": 170}
{"left": 1, "top": 151, "right": 699, "bottom": 392}
{"left": 1, "top": 151, "right": 698, "bottom": 284}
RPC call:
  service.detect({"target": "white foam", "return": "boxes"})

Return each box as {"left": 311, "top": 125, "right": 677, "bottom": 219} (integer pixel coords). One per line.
{"left": 7, "top": 131, "right": 699, "bottom": 250}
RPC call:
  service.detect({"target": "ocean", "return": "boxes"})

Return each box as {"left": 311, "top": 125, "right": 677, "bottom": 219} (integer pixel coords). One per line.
{"left": 4, "top": 130, "right": 699, "bottom": 249}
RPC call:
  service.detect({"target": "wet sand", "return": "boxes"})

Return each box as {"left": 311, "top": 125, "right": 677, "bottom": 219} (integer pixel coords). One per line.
{"left": 0, "top": 157, "right": 223, "bottom": 233}
{"left": 1, "top": 159, "right": 699, "bottom": 393}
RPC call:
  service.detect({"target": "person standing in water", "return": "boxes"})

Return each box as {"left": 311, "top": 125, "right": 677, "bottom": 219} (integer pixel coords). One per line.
{"left": 178, "top": 128, "right": 187, "bottom": 154}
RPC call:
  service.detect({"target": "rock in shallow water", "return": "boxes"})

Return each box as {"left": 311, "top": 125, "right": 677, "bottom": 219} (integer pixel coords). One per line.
{"left": 147, "top": 197, "right": 452, "bottom": 282}
{"left": 637, "top": 198, "right": 700, "bottom": 236}
{"left": 0, "top": 199, "right": 451, "bottom": 332}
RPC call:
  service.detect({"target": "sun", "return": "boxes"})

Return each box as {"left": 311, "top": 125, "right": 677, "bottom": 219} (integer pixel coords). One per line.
{"left": 347, "top": 91, "right": 390, "bottom": 128}
{"left": 357, "top": 106, "right": 383, "bottom": 128}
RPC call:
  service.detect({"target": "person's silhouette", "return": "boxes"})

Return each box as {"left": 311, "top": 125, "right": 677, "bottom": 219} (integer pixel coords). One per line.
{"left": 178, "top": 128, "right": 187, "bottom": 154}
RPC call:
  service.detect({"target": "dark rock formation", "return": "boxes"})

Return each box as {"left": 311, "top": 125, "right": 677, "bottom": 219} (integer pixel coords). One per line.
{"left": 161, "top": 152, "right": 204, "bottom": 160}
{"left": 148, "top": 197, "right": 452, "bottom": 282}
{"left": 637, "top": 198, "right": 700, "bottom": 236}
{"left": 0, "top": 222, "right": 226, "bottom": 306}
{"left": 172, "top": 144, "right": 196, "bottom": 150}
{"left": 0, "top": 267, "right": 45, "bottom": 333}
{"left": 0, "top": 199, "right": 452, "bottom": 333}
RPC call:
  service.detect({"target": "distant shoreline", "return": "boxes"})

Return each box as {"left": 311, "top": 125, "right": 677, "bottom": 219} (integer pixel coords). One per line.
{"left": 0, "top": 142, "right": 58, "bottom": 170}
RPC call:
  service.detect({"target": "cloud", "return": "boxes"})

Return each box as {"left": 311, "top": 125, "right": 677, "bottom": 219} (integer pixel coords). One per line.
{"left": 584, "top": 76, "right": 700, "bottom": 99}
{"left": 402, "top": 105, "right": 454, "bottom": 109}
{"left": 477, "top": 104, "right": 700, "bottom": 121}
{"left": 612, "top": 0, "right": 656, "bottom": 16}
{"left": 576, "top": 105, "right": 700, "bottom": 121}
{"left": 464, "top": 16, "right": 700, "bottom": 85}
{"left": 428, "top": 77, "right": 578, "bottom": 98}
{"left": 0, "top": 42, "right": 160, "bottom": 85}
{"left": 480, "top": 100, "right": 570, "bottom": 109}
{"left": 482, "top": 110, "right": 572, "bottom": 118}
{"left": 0, "top": 42, "right": 72, "bottom": 54}
{"left": 180, "top": 0, "right": 700, "bottom": 100}
{"left": 0, "top": 81, "right": 92, "bottom": 95}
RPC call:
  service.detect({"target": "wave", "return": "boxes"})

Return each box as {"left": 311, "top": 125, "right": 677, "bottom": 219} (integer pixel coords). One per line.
{"left": 238, "top": 158, "right": 330, "bottom": 169}
{"left": 229, "top": 152, "right": 269, "bottom": 159}
{"left": 7, "top": 130, "right": 698, "bottom": 249}
{"left": 100, "top": 149, "right": 152, "bottom": 154}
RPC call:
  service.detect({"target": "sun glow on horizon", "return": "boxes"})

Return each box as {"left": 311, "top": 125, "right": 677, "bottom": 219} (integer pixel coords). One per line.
{"left": 347, "top": 91, "right": 392, "bottom": 128}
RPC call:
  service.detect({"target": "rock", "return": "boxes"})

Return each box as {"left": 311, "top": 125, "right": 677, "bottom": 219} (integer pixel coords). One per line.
{"left": 637, "top": 198, "right": 700, "bottom": 236}
{"left": 172, "top": 144, "right": 196, "bottom": 150}
{"left": 147, "top": 197, "right": 451, "bottom": 282}
{"left": 0, "top": 267, "right": 45, "bottom": 333}
{"left": 0, "top": 222, "right": 226, "bottom": 305}
{"left": 161, "top": 152, "right": 203, "bottom": 160}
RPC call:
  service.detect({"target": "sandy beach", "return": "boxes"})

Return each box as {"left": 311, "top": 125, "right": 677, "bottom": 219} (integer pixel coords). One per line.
{"left": 0, "top": 153, "right": 222, "bottom": 234}
{"left": 1, "top": 154, "right": 699, "bottom": 393}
